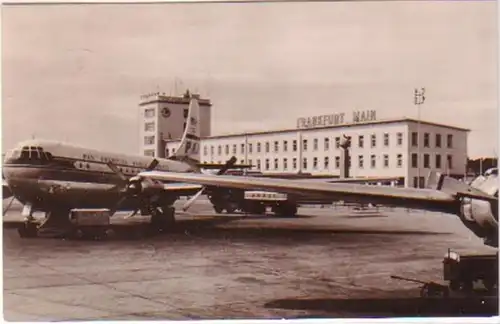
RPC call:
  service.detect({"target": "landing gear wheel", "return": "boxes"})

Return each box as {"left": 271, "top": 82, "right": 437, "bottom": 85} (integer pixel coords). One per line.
{"left": 150, "top": 206, "right": 176, "bottom": 232}
{"left": 449, "top": 280, "right": 461, "bottom": 292}
{"left": 274, "top": 204, "right": 298, "bottom": 218}
{"left": 18, "top": 222, "right": 38, "bottom": 238}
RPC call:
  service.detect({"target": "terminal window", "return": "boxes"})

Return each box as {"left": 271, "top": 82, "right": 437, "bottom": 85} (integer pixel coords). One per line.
{"left": 424, "top": 133, "right": 430, "bottom": 148}
{"left": 256, "top": 159, "right": 261, "bottom": 170}
{"left": 324, "top": 156, "right": 329, "bottom": 169}
{"left": 303, "top": 158, "right": 308, "bottom": 170}
{"left": 447, "top": 134, "right": 453, "bottom": 148}
{"left": 303, "top": 139, "right": 308, "bottom": 151}
{"left": 292, "top": 158, "right": 297, "bottom": 169}
{"left": 144, "top": 108, "right": 155, "bottom": 118}
{"left": 241, "top": 144, "right": 245, "bottom": 154}
{"left": 203, "top": 146, "right": 208, "bottom": 156}
{"left": 313, "top": 139, "right": 318, "bottom": 151}
{"left": 249, "top": 159, "right": 252, "bottom": 168}
{"left": 335, "top": 156, "right": 340, "bottom": 169}
{"left": 283, "top": 140, "right": 288, "bottom": 152}
{"left": 447, "top": 155, "right": 453, "bottom": 169}
{"left": 397, "top": 154, "right": 402, "bottom": 167}
{"left": 335, "top": 137, "right": 340, "bottom": 148}
{"left": 383, "top": 133, "right": 389, "bottom": 147}
{"left": 324, "top": 138, "right": 329, "bottom": 150}
{"left": 370, "top": 154, "right": 376, "bottom": 168}
{"left": 292, "top": 140, "right": 297, "bottom": 152}
{"left": 274, "top": 141, "right": 279, "bottom": 153}
{"left": 423, "top": 154, "right": 430, "bottom": 168}
{"left": 411, "top": 153, "right": 418, "bottom": 168}
{"left": 358, "top": 155, "right": 364, "bottom": 168}
{"left": 371, "top": 134, "right": 376, "bottom": 148}
{"left": 358, "top": 135, "right": 364, "bottom": 148}
{"left": 265, "top": 142, "right": 270, "bottom": 153}
{"left": 232, "top": 144, "right": 236, "bottom": 155}
{"left": 218, "top": 145, "right": 222, "bottom": 155}
{"left": 411, "top": 132, "right": 418, "bottom": 147}
{"left": 144, "top": 122, "right": 155, "bottom": 132}
{"left": 383, "top": 154, "right": 389, "bottom": 168}
{"left": 144, "top": 135, "right": 155, "bottom": 145}
{"left": 283, "top": 158, "right": 288, "bottom": 170}
{"left": 274, "top": 158, "right": 279, "bottom": 170}
{"left": 435, "top": 134, "right": 442, "bottom": 148}
{"left": 249, "top": 143, "right": 253, "bottom": 153}
{"left": 257, "top": 142, "right": 261, "bottom": 153}
{"left": 435, "top": 154, "right": 441, "bottom": 168}
{"left": 397, "top": 133, "right": 403, "bottom": 146}
{"left": 144, "top": 149, "right": 155, "bottom": 157}
{"left": 211, "top": 146, "right": 214, "bottom": 155}
{"left": 313, "top": 157, "right": 318, "bottom": 169}
{"left": 265, "top": 159, "right": 270, "bottom": 170}
{"left": 225, "top": 145, "right": 229, "bottom": 155}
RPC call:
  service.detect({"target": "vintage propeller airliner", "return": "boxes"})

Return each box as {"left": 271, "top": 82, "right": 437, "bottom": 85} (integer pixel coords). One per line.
{"left": 3, "top": 97, "right": 403, "bottom": 238}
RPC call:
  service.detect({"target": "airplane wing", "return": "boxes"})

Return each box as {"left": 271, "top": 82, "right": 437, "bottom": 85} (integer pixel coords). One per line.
{"left": 29, "top": 179, "right": 202, "bottom": 196}
{"left": 302, "top": 176, "right": 402, "bottom": 184}
{"left": 161, "top": 183, "right": 203, "bottom": 192}
{"left": 138, "top": 171, "right": 462, "bottom": 214}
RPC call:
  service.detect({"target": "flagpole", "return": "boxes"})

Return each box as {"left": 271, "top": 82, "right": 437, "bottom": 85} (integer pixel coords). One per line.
{"left": 414, "top": 87, "right": 425, "bottom": 188}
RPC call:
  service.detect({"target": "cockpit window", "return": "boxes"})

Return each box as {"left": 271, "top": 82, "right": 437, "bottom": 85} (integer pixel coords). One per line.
{"left": 5, "top": 145, "right": 53, "bottom": 165}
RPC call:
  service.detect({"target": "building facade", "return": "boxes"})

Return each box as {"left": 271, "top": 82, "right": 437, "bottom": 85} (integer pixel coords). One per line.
{"left": 138, "top": 91, "right": 469, "bottom": 188}
{"left": 164, "top": 118, "right": 468, "bottom": 188}
{"left": 138, "top": 90, "right": 212, "bottom": 157}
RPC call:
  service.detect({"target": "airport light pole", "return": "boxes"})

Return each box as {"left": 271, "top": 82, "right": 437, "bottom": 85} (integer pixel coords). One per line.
{"left": 414, "top": 87, "right": 426, "bottom": 188}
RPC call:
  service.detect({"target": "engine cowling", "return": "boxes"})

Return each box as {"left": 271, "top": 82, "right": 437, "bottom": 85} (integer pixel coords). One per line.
{"left": 458, "top": 172, "right": 498, "bottom": 247}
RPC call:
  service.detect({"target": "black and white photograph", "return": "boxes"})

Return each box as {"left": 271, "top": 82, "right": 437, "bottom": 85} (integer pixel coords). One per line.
{"left": 1, "top": 0, "right": 498, "bottom": 321}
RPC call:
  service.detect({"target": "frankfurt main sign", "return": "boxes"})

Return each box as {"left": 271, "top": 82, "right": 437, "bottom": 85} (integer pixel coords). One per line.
{"left": 296, "top": 110, "right": 377, "bottom": 129}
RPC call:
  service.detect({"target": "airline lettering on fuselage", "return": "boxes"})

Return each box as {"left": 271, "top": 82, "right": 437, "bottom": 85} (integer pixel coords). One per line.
{"left": 81, "top": 153, "right": 151, "bottom": 168}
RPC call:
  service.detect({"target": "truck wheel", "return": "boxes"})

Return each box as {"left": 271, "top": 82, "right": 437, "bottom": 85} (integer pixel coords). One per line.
{"left": 449, "top": 280, "right": 460, "bottom": 291}
{"left": 483, "top": 278, "right": 497, "bottom": 292}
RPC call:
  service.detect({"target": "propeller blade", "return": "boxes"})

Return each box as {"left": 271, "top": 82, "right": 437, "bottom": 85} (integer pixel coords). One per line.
{"left": 107, "top": 162, "right": 128, "bottom": 183}
{"left": 109, "top": 195, "right": 128, "bottom": 216}
{"left": 3, "top": 196, "right": 15, "bottom": 215}
{"left": 182, "top": 188, "right": 206, "bottom": 212}
{"left": 124, "top": 208, "right": 140, "bottom": 219}
{"left": 216, "top": 156, "right": 237, "bottom": 175}
{"left": 146, "top": 159, "right": 159, "bottom": 171}
{"left": 182, "top": 156, "right": 238, "bottom": 212}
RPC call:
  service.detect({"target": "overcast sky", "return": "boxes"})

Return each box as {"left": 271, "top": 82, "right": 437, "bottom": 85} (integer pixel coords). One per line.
{"left": 2, "top": 1, "right": 498, "bottom": 158}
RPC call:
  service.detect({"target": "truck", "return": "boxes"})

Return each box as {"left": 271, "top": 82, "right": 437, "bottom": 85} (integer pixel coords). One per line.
{"left": 443, "top": 250, "right": 498, "bottom": 294}
{"left": 207, "top": 187, "right": 299, "bottom": 217}
{"left": 68, "top": 208, "right": 111, "bottom": 239}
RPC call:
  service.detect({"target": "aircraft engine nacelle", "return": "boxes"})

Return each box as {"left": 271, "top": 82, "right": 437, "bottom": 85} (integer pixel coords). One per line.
{"left": 458, "top": 173, "right": 498, "bottom": 247}
{"left": 460, "top": 197, "right": 498, "bottom": 247}
{"left": 127, "top": 177, "right": 165, "bottom": 197}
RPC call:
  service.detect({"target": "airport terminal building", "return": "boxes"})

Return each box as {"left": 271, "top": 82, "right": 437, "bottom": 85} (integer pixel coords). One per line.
{"left": 138, "top": 91, "right": 469, "bottom": 188}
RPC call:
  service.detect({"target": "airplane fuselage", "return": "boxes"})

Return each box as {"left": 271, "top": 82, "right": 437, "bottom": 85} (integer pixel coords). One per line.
{"left": 3, "top": 139, "right": 198, "bottom": 212}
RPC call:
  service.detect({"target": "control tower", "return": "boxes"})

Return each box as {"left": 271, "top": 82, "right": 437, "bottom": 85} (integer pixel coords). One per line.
{"left": 139, "top": 89, "right": 212, "bottom": 158}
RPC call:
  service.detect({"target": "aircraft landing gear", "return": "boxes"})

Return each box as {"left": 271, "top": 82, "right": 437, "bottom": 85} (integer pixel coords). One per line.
{"left": 18, "top": 220, "right": 38, "bottom": 238}
{"left": 273, "top": 203, "right": 298, "bottom": 218}
{"left": 150, "top": 205, "right": 176, "bottom": 232}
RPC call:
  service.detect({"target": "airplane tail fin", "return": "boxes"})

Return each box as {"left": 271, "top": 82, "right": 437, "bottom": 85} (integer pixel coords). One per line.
{"left": 169, "top": 97, "right": 201, "bottom": 165}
